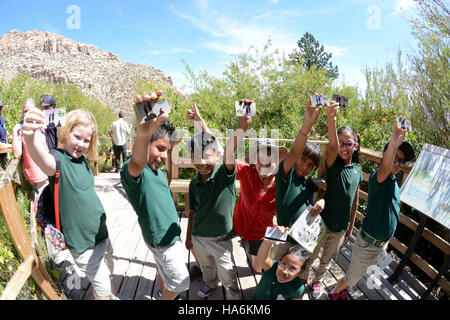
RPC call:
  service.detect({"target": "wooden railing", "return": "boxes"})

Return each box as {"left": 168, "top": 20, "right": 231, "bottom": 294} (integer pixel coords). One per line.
{"left": 168, "top": 138, "right": 450, "bottom": 298}
{"left": 0, "top": 159, "right": 61, "bottom": 300}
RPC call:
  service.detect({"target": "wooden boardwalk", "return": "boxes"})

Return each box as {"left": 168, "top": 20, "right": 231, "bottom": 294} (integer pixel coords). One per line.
{"left": 53, "top": 172, "right": 434, "bottom": 300}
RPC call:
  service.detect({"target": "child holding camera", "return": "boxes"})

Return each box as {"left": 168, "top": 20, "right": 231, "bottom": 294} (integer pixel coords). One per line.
{"left": 301, "top": 96, "right": 363, "bottom": 300}
{"left": 185, "top": 100, "right": 252, "bottom": 300}
{"left": 271, "top": 99, "right": 325, "bottom": 261}
{"left": 328, "top": 117, "right": 414, "bottom": 300}
{"left": 120, "top": 91, "right": 190, "bottom": 300}
{"left": 23, "top": 108, "right": 116, "bottom": 300}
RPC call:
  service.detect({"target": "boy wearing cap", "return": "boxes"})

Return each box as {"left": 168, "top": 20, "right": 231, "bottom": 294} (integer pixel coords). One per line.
{"left": 185, "top": 100, "right": 252, "bottom": 300}
{"left": 329, "top": 117, "right": 415, "bottom": 300}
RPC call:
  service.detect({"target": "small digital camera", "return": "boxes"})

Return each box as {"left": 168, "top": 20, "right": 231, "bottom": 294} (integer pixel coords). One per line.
{"left": 332, "top": 94, "right": 349, "bottom": 108}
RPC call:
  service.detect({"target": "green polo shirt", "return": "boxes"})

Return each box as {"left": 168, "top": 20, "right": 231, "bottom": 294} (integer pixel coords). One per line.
{"left": 362, "top": 169, "right": 400, "bottom": 241}
{"left": 253, "top": 260, "right": 305, "bottom": 300}
{"left": 120, "top": 159, "right": 181, "bottom": 248}
{"left": 51, "top": 149, "right": 108, "bottom": 254}
{"left": 320, "top": 157, "right": 363, "bottom": 232}
{"left": 275, "top": 160, "right": 311, "bottom": 244}
{"left": 189, "top": 164, "right": 236, "bottom": 238}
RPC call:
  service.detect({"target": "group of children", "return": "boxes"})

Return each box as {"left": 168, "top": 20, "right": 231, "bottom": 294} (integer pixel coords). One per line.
{"left": 20, "top": 90, "right": 414, "bottom": 301}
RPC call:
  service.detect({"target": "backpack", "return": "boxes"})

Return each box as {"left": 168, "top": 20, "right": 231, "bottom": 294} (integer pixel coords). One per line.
{"left": 35, "top": 151, "right": 67, "bottom": 251}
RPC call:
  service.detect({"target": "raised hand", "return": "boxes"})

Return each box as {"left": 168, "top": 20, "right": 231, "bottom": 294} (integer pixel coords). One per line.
{"left": 22, "top": 108, "right": 45, "bottom": 136}
{"left": 237, "top": 98, "right": 254, "bottom": 130}
{"left": 135, "top": 91, "right": 168, "bottom": 137}
{"left": 391, "top": 116, "right": 407, "bottom": 147}
{"left": 324, "top": 101, "right": 340, "bottom": 120}
{"left": 186, "top": 103, "right": 203, "bottom": 122}
{"left": 304, "top": 99, "right": 323, "bottom": 126}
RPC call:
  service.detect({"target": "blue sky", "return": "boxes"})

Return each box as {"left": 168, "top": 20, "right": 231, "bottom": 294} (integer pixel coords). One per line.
{"left": 0, "top": 0, "right": 420, "bottom": 94}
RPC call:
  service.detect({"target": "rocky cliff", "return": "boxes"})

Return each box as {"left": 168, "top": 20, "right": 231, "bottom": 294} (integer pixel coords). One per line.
{"left": 0, "top": 29, "right": 179, "bottom": 116}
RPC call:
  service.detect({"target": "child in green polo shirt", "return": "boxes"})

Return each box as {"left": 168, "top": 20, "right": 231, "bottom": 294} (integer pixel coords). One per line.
{"left": 120, "top": 91, "right": 190, "bottom": 300}
{"left": 23, "top": 109, "right": 115, "bottom": 300}
{"left": 272, "top": 98, "right": 326, "bottom": 261}
{"left": 328, "top": 117, "right": 415, "bottom": 300}
{"left": 253, "top": 226, "right": 310, "bottom": 300}
{"left": 301, "top": 98, "right": 364, "bottom": 300}
{"left": 185, "top": 100, "right": 252, "bottom": 300}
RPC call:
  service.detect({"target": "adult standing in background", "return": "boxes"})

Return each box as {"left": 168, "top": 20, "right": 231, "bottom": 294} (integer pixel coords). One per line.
{"left": 0, "top": 99, "right": 12, "bottom": 170}
{"left": 109, "top": 112, "right": 131, "bottom": 172}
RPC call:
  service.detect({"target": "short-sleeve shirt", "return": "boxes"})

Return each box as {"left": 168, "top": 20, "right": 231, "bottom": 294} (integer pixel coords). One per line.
{"left": 189, "top": 164, "right": 236, "bottom": 239}
{"left": 0, "top": 117, "right": 8, "bottom": 158}
{"left": 320, "top": 157, "right": 363, "bottom": 232}
{"left": 362, "top": 169, "right": 400, "bottom": 241}
{"left": 275, "top": 160, "right": 311, "bottom": 244}
{"left": 110, "top": 118, "right": 130, "bottom": 146}
{"left": 232, "top": 160, "right": 276, "bottom": 241}
{"left": 51, "top": 149, "right": 108, "bottom": 254}
{"left": 120, "top": 159, "right": 181, "bottom": 248}
{"left": 253, "top": 260, "right": 305, "bottom": 300}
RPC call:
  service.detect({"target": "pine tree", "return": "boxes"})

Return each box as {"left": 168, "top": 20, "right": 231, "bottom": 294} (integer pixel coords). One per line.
{"left": 290, "top": 32, "right": 339, "bottom": 80}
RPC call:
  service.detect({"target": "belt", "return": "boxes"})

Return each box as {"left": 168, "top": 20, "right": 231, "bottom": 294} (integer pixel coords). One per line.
{"left": 360, "top": 229, "right": 386, "bottom": 248}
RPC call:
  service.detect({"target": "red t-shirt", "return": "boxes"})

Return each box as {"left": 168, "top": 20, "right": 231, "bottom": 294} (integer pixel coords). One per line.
{"left": 232, "top": 160, "right": 277, "bottom": 241}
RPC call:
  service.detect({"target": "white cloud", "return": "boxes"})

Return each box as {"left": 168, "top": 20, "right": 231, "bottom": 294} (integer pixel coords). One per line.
{"left": 324, "top": 45, "right": 349, "bottom": 57}
{"left": 394, "top": 0, "right": 415, "bottom": 14}
{"left": 197, "top": 0, "right": 209, "bottom": 9}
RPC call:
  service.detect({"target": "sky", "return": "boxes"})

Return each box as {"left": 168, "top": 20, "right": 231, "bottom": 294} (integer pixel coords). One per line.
{"left": 0, "top": 0, "right": 421, "bottom": 94}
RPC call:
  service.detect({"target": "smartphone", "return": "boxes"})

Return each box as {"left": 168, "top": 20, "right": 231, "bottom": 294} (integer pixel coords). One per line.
{"left": 264, "top": 227, "right": 288, "bottom": 242}
{"left": 310, "top": 95, "right": 330, "bottom": 107}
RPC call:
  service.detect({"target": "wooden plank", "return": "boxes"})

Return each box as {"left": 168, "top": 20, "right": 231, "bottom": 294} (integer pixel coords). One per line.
{"left": 231, "top": 237, "right": 256, "bottom": 300}
{"left": 134, "top": 248, "right": 158, "bottom": 300}
{"left": 0, "top": 256, "right": 35, "bottom": 300}
{"left": 116, "top": 234, "right": 148, "bottom": 299}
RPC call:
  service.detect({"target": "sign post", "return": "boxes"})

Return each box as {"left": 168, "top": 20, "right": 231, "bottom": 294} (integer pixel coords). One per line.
{"left": 388, "top": 144, "right": 450, "bottom": 296}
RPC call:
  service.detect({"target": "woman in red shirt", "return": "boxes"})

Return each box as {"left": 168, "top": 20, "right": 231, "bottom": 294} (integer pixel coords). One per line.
{"left": 233, "top": 139, "right": 287, "bottom": 272}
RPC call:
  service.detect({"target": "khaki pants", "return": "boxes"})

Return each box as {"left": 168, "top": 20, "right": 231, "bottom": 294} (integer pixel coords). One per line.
{"left": 192, "top": 236, "right": 240, "bottom": 300}
{"left": 301, "top": 229, "right": 346, "bottom": 283}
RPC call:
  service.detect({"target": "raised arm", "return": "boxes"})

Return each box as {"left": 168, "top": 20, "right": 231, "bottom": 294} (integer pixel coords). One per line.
{"left": 22, "top": 109, "right": 56, "bottom": 176}
{"left": 223, "top": 99, "right": 253, "bottom": 173}
{"left": 12, "top": 124, "right": 22, "bottom": 159}
{"left": 127, "top": 91, "right": 169, "bottom": 178}
{"left": 282, "top": 99, "right": 322, "bottom": 178}
{"left": 187, "top": 103, "right": 211, "bottom": 134}
{"left": 324, "top": 101, "right": 340, "bottom": 169}
{"left": 377, "top": 117, "right": 407, "bottom": 184}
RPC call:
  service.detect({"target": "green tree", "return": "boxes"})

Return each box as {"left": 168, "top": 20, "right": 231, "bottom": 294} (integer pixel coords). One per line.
{"left": 290, "top": 32, "right": 339, "bottom": 80}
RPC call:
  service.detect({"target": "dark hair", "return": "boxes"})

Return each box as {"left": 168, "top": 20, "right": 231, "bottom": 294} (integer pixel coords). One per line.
{"left": 118, "top": 112, "right": 124, "bottom": 118}
{"left": 284, "top": 245, "right": 310, "bottom": 271}
{"left": 39, "top": 94, "right": 48, "bottom": 104}
{"left": 303, "top": 142, "right": 321, "bottom": 168}
{"left": 337, "top": 126, "right": 361, "bottom": 164}
{"left": 151, "top": 120, "right": 176, "bottom": 142}
{"left": 190, "top": 131, "right": 220, "bottom": 155}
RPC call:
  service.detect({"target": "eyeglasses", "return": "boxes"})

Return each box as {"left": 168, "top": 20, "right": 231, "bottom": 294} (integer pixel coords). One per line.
{"left": 339, "top": 141, "right": 357, "bottom": 149}
{"left": 394, "top": 156, "right": 407, "bottom": 168}
{"left": 278, "top": 262, "right": 300, "bottom": 274}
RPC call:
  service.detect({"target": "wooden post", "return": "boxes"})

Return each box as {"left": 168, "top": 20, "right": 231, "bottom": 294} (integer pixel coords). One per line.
{"left": 0, "top": 159, "right": 60, "bottom": 300}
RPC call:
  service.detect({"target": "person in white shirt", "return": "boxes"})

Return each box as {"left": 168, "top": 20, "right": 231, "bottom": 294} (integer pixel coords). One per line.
{"left": 109, "top": 112, "right": 131, "bottom": 172}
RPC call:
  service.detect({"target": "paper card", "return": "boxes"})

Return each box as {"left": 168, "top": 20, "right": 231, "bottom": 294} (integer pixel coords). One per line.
{"left": 235, "top": 101, "right": 256, "bottom": 117}
{"left": 397, "top": 117, "right": 412, "bottom": 132}
{"left": 44, "top": 108, "right": 66, "bottom": 127}
{"left": 374, "top": 249, "right": 394, "bottom": 271}
{"left": 134, "top": 93, "right": 172, "bottom": 124}
{"left": 289, "top": 205, "right": 327, "bottom": 253}
{"left": 332, "top": 94, "right": 349, "bottom": 108}
{"left": 264, "top": 227, "right": 288, "bottom": 243}
{"left": 310, "top": 95, "right": 330, "bottom": 107}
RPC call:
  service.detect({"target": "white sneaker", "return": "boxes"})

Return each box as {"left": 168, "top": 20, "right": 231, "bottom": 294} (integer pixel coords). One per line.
{"left": 197, "top": 284, "right": 214, "bottom": 298}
